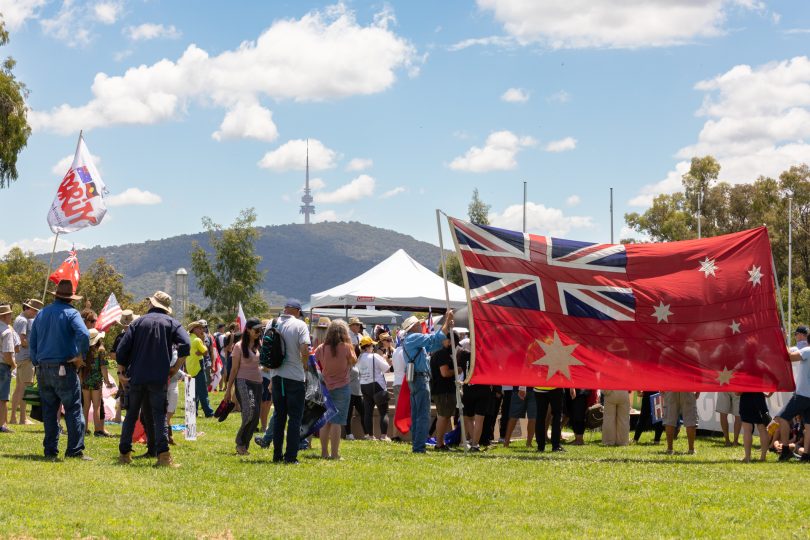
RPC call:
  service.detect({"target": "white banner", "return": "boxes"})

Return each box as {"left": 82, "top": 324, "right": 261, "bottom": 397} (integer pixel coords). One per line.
{"left": 185, "top": 375, "right": 197, "bottom": 441}
{"left": 47, "top": 135, "right": 108, "bottom": 234}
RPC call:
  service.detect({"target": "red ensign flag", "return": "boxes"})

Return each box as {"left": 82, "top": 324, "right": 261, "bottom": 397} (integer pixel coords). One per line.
{"left": 449, "top": 217, "right": 794, "bottom": 392}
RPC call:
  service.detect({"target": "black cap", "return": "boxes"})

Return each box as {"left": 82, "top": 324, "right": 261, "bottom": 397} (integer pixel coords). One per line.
{"left": 795, "top": 325, "right": 809, "bottom": 336}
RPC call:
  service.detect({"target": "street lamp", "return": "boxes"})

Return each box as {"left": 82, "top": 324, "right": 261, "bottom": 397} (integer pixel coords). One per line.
{"left": 176, "top": 268, "right": 188, "bottom": 322}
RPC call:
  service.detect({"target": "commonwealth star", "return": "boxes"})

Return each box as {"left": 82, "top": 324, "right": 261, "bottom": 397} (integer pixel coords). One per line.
{"left": 698, "top": 257, "right": 719, "bottom": 278}
{"left": 532, "top": 331, "right": 583, "bottom": 381}
{"left": 716, "top": 366, "right": 735, "bottom": 385}
{"left": 652, "top": 301, "right": 673, "bottom": 323}
{"left": 729, "top": 320, "right": 741, "bottom": 335}
{"left": 747, "top": 265, "right": 762, "bottom": 286}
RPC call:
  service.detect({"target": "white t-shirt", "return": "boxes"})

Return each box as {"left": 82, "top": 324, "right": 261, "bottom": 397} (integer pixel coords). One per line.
{"left": 392, "top": 346, "right": 406, "bottom": 386}
{"left": 0, "top": 321, "right": 16, "bottom": 364}
{"left": 13, "top": 315, "right": 31, "bottom": 362}
{"left": 358, "top": 352, "right": 389, "bottom": 388}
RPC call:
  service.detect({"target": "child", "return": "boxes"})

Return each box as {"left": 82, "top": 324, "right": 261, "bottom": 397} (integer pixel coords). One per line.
{"left": 738, "top": 391, "right": 772, "bottom": 462}
{"left": 82, "top": 329, "right": 115, "bottom": 437}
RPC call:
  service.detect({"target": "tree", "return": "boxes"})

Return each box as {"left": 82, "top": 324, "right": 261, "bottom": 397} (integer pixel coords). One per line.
{"left": 191, "top": 208, "right": 268, "bottom": 319}
{"left": 437, "top": 254, "right": 464, "bottom": 287}
{"left": 0, "top": 247, "right": 48, "bottom": 308}
{"left": 0, "top": 21, "right": 31, "bottom": 189}
{"left": 78, "top": 257, "right": 133, "bottom": 313}
{"left": 468, "top": 188, "right": 491, "bottom": 225}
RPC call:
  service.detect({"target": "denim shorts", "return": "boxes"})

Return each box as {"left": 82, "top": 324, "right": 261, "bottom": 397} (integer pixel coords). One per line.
{"left": 509, "top": 390, "right": 536, "bottom": 419}
{"left": 778, "top": 393, "right": 810, "bottom": 425}
{"left": 328, "top": 384, "right": 351, "bottom": 426}
{"left": 0, "top": 363, "right": 10, "bottom": 401}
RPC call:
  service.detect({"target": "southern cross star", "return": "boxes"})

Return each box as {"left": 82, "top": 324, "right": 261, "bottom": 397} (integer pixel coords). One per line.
{"left": 729, "top": 320, "right": 741, "bottom": 335}
{"left": 748, "top": 265, "right": 762, "bottom": 286}
{"left": 698, "top": 257, "right": 719, "bottom": 278}
{"left": 716, "top": 366, "right": 735, "bottom": 385}
{"left": 652, "top": 301, "right": 673, "bottom": 323}
{"left": 531, "top": 331, "right": 583, "bottom": 381}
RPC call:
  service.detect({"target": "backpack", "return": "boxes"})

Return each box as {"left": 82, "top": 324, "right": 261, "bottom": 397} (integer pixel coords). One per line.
{"left": 259, "top": 318, "right": 286, "bottom": 369}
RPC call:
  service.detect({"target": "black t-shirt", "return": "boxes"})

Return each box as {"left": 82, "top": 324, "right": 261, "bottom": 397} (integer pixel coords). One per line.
{"left": 430, "top": 346, "right": 455, "bottom": 395}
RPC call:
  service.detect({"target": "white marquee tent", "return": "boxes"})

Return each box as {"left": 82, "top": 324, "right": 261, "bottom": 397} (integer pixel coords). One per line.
{"left": 309, "top": 249, "right": 467, "bottom": 312}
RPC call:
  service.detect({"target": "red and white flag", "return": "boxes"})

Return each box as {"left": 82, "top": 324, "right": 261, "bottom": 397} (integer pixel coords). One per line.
{"left": 47, "top": 134, "right": 108, "bottom": 234}
{"left": 236, "top": 302, "right": 246, "bottom": 332}
{"left": 49, "top": 247, "right": 80, "bottom": 291}
{"left": 96, "top": 293, "right": 123, "bottom": 332}
{"left": 449, "top": 217, "right": 794, "bottom": 392}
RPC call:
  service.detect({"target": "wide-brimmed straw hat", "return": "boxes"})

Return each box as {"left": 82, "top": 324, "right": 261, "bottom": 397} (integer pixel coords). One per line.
{"left": 148, "top": 291, "right": 172, "bottom": 313}
{"left": 401, "top": 315, "right": 421, "bottom": 333}
{"left": 120, "top": 309, "right": 136, "bottom": 326}
{"left": 348, "top": 317, "right": 364, "bottom": 328}
{"left": 0, "top": 304, "right": 12, "bottom": 317}
{"left": 50, "top": 279, "right": 82, "bottom": 301}
{"left": 316, "top": 316, "right": 331, "bottom": 328}
{"left": 187, "top": 320, "right": 204, "bottom": 333}
{"left": 22, "top": 299, "right": 44, "bottom": 312}
{"left": 88, "top": 328, "right": 106, "bottom": 346}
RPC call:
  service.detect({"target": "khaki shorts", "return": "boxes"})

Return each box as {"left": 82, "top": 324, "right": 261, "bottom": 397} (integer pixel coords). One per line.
{"left": 663, "top": 392, "right": 698, "bottom": 428}
{"left": 715, "top": 392, "right": 740, "bottom": 416}
{"left": 434, "top": 392, "right": 456, "bottom": 417}
{"left": 16, "top": 360, "right": 35, "bottom": 385}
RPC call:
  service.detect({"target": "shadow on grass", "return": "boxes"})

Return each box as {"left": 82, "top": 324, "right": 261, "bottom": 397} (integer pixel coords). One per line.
{"left": 2, "top": 453, "right": 62, "bottom": 462}
{"left": 426, "top": 448, "right": 729, "bottom": 465}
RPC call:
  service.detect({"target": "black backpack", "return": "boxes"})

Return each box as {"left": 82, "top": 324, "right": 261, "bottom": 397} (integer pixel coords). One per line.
{"left": 259, "top": 319, "right": 286, "bottom": 369}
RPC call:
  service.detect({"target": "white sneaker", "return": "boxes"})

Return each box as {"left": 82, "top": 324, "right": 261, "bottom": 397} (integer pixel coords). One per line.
{"left": 346, "top": 434, "right": 355, "bottom": 441}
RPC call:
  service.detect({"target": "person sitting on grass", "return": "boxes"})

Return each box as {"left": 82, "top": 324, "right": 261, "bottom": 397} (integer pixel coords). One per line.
{"left": 738, "top": 391, "right": 772, "bottom": 462}
{"left": 81, "top": 329, "right": 114, "bottom": 437}
{"left": 225, "top": 318, "right": 264, "bottom": 456}
{"left": 314, "top": 319, "right": 356, "bottom": 459}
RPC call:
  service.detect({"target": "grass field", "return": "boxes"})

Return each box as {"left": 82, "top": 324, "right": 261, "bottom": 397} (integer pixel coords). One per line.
{"left": 1, "top": 385, "right": 809, "bottom": 539}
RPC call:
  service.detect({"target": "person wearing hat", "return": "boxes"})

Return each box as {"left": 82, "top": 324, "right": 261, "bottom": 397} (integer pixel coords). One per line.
{"left": 187, "top": 320, "right": 214, "bottom": 418}
{"left": 115, "top": 291, "right": 191, "bottom": 468}
{"left": 775, "top": 326, "right": 810, "bottom": 462}
{"left": 111, "top": 310, "right": 137, "bottom": 423}
{"left": 0, "top": 304, "right": 18, "bottom": 433}
{"left": 224, "top": 317, "right": 265, "bottom": 455}
{"left": 312, "top": 316, "right": 331, "bottom": 349}
{"left": 268, "top": 298, "right": 311, "bottom": 464}
{"left": 10, "top": 299, "right": 42, "bottom": 425}
{"left": 81, "top": 329, "right": 114, "bottom": 437}
{"left": 28, "top": 279, "right": 91, "bottom": 459}
{"left": 348, "top": 317, "right": 365, "bottom": 348}
{"left": 400, "top": 310, "right": 455, "bottom": 453}
{"left": 358, "top": 335, "right": 391, "bottom": 441}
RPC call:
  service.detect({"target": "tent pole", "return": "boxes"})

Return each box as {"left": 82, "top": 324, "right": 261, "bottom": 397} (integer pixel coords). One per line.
{"left": 436, "top": 208, "right": 467, "bottom": 452}
{"left": 41, "top": 232, "right": 60, "bottom": 303}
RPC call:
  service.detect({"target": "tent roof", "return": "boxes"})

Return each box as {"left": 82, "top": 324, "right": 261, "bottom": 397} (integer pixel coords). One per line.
{"left": 309, "top": 249, "right": 467, "bottom": 311}
{"left": 303, "top": 308, "right": 403, "bottom": 326}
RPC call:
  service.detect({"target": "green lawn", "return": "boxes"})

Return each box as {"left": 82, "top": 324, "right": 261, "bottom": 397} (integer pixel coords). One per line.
{"left": 1, "top": 385, "right": 808, "bottom": 539}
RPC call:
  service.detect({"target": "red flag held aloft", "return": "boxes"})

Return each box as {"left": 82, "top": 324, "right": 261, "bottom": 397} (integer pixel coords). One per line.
{"left": 449, "top": 217, "right": 794, "bottom": 392}
{"left": 49, "top": 248, "right": 80, "bottom": 292}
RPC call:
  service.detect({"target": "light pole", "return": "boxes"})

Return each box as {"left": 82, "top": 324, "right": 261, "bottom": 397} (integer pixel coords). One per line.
{"left": 176, "top": 268, "right": 188, "bottom": 323}
{"left": 697, "top": 190, "right": 703, "bottom": 239}
{"left": 788, "top": 197, "right": 793, "bottom": 341}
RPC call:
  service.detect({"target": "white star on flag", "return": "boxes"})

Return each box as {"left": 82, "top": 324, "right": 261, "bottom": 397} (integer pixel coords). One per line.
{"left": 716, "top": 366, "right": 735, "bottom": 385}
{"left": 748, "top": 265, "right": 762, "bottom": 286}
{"left": 698, "top": 257, "right": 719, "bottom": 278}
{"left": 531, "top": 331, "right": 583, "bottom": 381}
{"left": 729, "top": 320, "right": 741, "bottom": 334}
{"left": 652, "top": 301, "right": 673, "bottom": 323}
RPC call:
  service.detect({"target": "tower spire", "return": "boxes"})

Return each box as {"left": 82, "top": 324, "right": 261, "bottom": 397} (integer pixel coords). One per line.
{"left": 300, "top": 138, "right": 315, "bottom": 224}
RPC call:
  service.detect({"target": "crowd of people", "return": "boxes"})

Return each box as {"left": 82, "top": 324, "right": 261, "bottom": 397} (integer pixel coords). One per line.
{"left": 1, "top": 279, "right": 809, "bottom": 467}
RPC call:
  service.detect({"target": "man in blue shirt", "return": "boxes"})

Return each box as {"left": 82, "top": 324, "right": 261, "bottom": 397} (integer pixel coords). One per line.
{"left": 29, "top": 280, "right": 91, "bottom": 460}
{"left": 116, "top": 291, "right": 190, "bottom": 468}
{"left": 401, "top": 310, "right": 454, "bottom": 453}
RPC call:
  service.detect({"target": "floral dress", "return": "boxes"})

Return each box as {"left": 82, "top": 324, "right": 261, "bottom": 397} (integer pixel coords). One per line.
{"left": 82, "top": 347, "right": 108, "bottom": 391}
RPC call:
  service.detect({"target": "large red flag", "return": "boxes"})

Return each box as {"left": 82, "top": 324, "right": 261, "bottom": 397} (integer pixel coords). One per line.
{"left": 449, "top": 217, "right": 794, "bottom": 392}
{"left": 49, "top": 248, "right": 80, "bottom": 291}
{"left": 393, "top": 378, "right": 412, "bottom": 434}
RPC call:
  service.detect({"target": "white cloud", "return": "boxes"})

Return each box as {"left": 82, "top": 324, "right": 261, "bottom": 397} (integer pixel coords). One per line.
{"left": 380, "top": 186, "right": 406, "bottom": 199}
{"left": 314, "top": 175, "right": 375, "bottom": 204}
{"left": 308, "top": 178, "right": 326, "bottom": 191}
{"left": 784, "top": 28, "right": 810, "bottom": 35}
{"left": 545, "top": 136, "right": 577, "bottom": 152}
{"left": 51, "top": 152, "right": 102, "bottom": 176}
{"left": 113, "top": 49, "right": 133, "bottom": 62}
{"left": 212, "top": 101, "right": 278, "bottom": 142}
{"left": 449, "top": 130, "right": 536, "bottom": 172}
{"left": 93, "top": 1, "right": 122, "bottom": 24}
{"left": 0, "top": 0, "right": 46, "bottom": 30}
{"left": 346, "top": 158, "right": 373, "bottom": 171}
{"left": 448, "top": 35, "right": 517, "bottom": 51}
{"left": 547, "top": 90, "right": 571, "bottom": 103}
{"left": 258, "top": 139, "right": 338, "bottom": 172}
{"left": 0, "top": 236, "right": 83, "bottom": 257}
{"left": 106, "top": 187, "right": 162, "bottom": 207}
{"left": 631, "top": 56, "right": 810, "bottom": 207}
{"left": 566, "top": 195, "right": 580, "bottom": 207}
{"left": 490, "top": 201, "right": 593, "bottom": 237}
{"left": 41, "top": 0, "right": 90, "bottom": 47}
{"left": 125, "top": 23, "right": 181, "bottom": 41}
{"left": 476, "top": 0, "right": 765, "bottom": 49}
{"left": 501, "top": 87, "right": 529, "bottom": 103}
{"left": 30, "top": 5, "right": 418, "bottom": 135}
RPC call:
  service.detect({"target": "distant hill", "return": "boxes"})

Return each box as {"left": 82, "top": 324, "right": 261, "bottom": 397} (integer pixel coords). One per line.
{"left": 41, "top": 222, "right": 445, "bottom": 307}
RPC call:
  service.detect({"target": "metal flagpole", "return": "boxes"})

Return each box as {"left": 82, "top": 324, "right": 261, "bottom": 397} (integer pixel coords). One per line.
{"left": 436, "top": 209, "right": 467, "bottom": 452}
{"left": 41, "top": 233, "right": 60, "bottom": 302}
{"left": 610, "top": 187, "right": 614, "bottom": 244}
{"left": 788, "top": 196, "right": 793, "bottom": 340}
{"left": 523, "top": 181, "right": 527, "bottom": 233}
{"left": 697, "top": 191, "right": 702, "bottom": 239}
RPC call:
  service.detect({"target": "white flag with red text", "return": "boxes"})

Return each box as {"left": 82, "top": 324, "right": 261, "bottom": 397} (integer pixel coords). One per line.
{"left": 236, "top": 302, "right": 246, "bottom": 332}
{"left": 47, "top": 134, "right": 108, "bottom": 234}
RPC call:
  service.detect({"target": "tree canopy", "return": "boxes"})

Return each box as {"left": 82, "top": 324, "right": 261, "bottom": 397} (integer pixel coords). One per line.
{"left": 0, "top": 20, "right": 31, "bottom": 189}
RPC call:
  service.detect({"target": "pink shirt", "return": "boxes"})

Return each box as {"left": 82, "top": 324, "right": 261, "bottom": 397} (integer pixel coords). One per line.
{"left": 232, "top": 343, "right": 262, "bottom": 383}
{"left": 315, "top": 342, "right": 354, "bottom": 390}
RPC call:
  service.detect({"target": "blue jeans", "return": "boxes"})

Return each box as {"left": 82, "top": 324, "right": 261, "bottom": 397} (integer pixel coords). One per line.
{"left": 120, "top": 382, "right": 169, "bottom": 456}
{"left": 410, "top": 373, "right": 431, "bottom": 453}
{"left": 195, "top": 370, "right": 213, "bottom": 417}
{"left": 271, "top": 376, "right": 305, "bottom": 462}
{"left": 37, "top": 363, "right": 85, "bottom": 457}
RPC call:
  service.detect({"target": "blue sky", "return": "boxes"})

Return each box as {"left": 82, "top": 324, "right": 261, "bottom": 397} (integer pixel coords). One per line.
{"left": 1, "top": 0, "right": 809, "bottom": 255}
